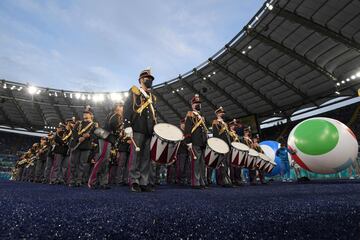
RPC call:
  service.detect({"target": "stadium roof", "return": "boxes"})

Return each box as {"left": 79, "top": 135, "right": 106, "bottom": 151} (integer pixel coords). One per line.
{"left": 0, "top": 0, "right": 360, "bottom": 131}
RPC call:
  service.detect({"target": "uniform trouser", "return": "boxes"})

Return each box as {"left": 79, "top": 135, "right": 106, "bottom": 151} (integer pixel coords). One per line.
{"left": 128, "top": 132, "right": 151, "bottom": 186}
{"left": 88, "top": 139, "right": 111, "bottom": 187}
{"left": 21, "top": 167, "right": 29, "bottom": 181}
{"left": 149, "top": 163, "right": 161, "bottom": 185}
{"left": 167, "top": 164, "right": 176, "bottom": 184}
{"left": 43, "top": 156, "right": 54, "bottom": 183}
{"left": 176, "top": 153, "right": 189, "bottom": 184}
{"left": 50, "top": 154, "right": 66, "bottom": 183}
{"left": 230, "top": 166, "right": 243, "bottom": 185}
{"left": 34, "top": 158, "right": 45, "bottom": 182}
{"left": 16, "top": 167, "right": 24, "bottom": 181}
{"left": 216, "top": 153, "right": 232, "bottom": 186}
{"left": 114, "top": 151, "right": 129, "bottom": 184}
{"left": 249, "top": 169, "right": 257, "bottom": 183}
{"left": 69, "top": 149, "right": 91, "bottom": 185}
{"left": 190, "top": 146, "right": 206, "bottom": 187}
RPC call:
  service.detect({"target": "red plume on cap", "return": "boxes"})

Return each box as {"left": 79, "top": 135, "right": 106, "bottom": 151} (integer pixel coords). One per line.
{"left": 191, "top": 94, "right": 201, "bottom": 105}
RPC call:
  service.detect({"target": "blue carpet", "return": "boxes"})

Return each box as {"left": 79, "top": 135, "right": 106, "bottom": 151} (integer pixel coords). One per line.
{"left": 0, "top": 180, "right": 360, "bottom": 239}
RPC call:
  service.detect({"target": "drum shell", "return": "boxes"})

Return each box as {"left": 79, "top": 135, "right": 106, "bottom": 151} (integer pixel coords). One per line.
{"left": 230, "top": 147, "right": 248, "bottom": 168}
{"left": 94, "top": 128, "right": 110, "bottom": 140}
{"left": 204, "top": 138, "right": 229, "bottom": 168}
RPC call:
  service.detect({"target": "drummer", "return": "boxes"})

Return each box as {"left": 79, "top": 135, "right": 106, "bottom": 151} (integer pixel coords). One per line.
{"left": 184, "top": 94, "right": 208, "bottom": 189}
{"left": 124, "top": 68, "right": 157, "bottom": 192}
{"left": 228, "top": 119, "right": 242, "bottom": 186}
{"left": 212, "top": 107, "right": 232, "bottom": 187}
{"left": 242, "top": 126, "right": 257, "bottom": 185}
{"left": 252, "top": 134, "right": 267, "bottom": 185}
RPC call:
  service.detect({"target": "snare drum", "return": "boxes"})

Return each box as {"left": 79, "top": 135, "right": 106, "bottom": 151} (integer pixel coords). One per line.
{"left": 204, "top": 137, "right": 229, "bottom": 168}
{"left": 267, "top": 160, "right": 277, "bottom": 173}
{"left": 258, "top": 153, "right": 271, "bottom": 171}
{"left": 150, "top": 123, "right": 184, "bottom": 165}
{"left": 230, "top": 142, "right": 250, "bottom": 168}
{"left": 246, "top": 149, "right": 260, "bottom": 169}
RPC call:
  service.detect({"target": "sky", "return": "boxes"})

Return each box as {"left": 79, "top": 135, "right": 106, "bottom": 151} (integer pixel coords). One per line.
{"left": 0, "top": 0, "right": 264, "bottom": 92}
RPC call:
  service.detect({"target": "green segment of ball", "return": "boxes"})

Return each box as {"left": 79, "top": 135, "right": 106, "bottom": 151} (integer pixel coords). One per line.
{"left": 294, "top": 119, "right": 339, "bottom": 155}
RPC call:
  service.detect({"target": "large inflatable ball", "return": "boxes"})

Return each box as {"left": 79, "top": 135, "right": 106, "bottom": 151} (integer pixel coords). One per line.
{"left": 287, "top": 117, "right": 358, "bottom": 174}
{"left": 260, "top": 140, "right": 283, "bottom": 177}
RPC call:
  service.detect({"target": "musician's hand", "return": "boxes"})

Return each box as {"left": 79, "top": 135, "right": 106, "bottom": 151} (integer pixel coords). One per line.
{"left": 79, "top": 137, "right": 85, "bottom": 143}
{"left": 187, "top": 143, "right": 192, "bottom": 149}
{"left": 126, "top": 139, "right": 132, "bottom": 145}
{"left": 124, "top": 127, "right": 133, "bottom": 138}
{"left": 83, "top": 133, "right": 90, "bottom": 138}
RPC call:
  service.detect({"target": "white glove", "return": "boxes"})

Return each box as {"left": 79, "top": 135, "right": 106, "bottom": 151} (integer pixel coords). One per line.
{"left": 187, "top": 143, "right": 192, "bottom": 149}
{"left": 124, "top": 127, "right": 133, "bottom": 138}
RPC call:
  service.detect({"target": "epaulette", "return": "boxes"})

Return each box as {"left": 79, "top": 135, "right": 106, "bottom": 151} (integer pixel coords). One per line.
{"left": 212, "top": 119, "right": 219, "bottom": 126}
{"left": 130, "top": 86, "right": 141, "bottom": 95}
{"left": 186, "top": 111, "right": 194, "bottom": 118}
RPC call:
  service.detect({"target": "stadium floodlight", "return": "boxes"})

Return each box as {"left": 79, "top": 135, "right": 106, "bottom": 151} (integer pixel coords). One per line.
{"left": 10, "top": 86, "right": 16, "bottom": 90}
{"left": 81, "top": 94, "right": 86, "bottom": 100}
{"left": 335, "top": 91, "right": 340, "bottom": 95}
{"left": 213, "top": 71, "right": 216, "bottom": 75}
{"left": 266, "top": 3, "right": 273, "bottom": 10}
{"left": 351, "top": 75, "right": 356, "bottom": 79}
{"left": 36, "top": 90, "right": 41, "bottom": 95}
{"left": 28, "top": 86, "right": 37, "bottom": 95}
{"left": 110, "top": 92, "right": 122, "bottom": 101}
{"left": 242, "top": 50, "right": 246, "bottom": 54}
{"left": 336, "top": 82, "right": 340, "bottom": 86}
{"left": 203, "top": 77, "right": 206, "bottom": 80}
{"left": 346, "top": 78, "right": 350, "bottom": 82}
{"left": 18, "top": 87, "right": 23, "bottom": 91}
{"left": 69, "top": 93, "right": 73, "bottom": 99}
{"left": 87, "top": 94, "right": 91, "bottom": 100}
{"left": 341, "top": 80, "right": 345, "bottom": 84}
{"left": 248, "top": 45, "right": 252, "bottom": 49}
{"left": 356, "top": 72, "right": 360, "bottom": 77}
{"left": 3, "top": 83, "right": 7, "bottom": 89}
{"left": 75, "top": 93, "right": 81, "bottom": 99}
{"left": 124, "top": 92, "right": 129, "bottom": 97}
{"left": 93, "top": 94, "right": 104, "bottom": 103}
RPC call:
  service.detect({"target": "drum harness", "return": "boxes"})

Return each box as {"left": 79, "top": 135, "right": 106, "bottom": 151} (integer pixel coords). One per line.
{"left": 134, "top": 87, "right": 157, "bottom": 124}
{"left": 191, "top": 111, "right": 208, "bottom": 134}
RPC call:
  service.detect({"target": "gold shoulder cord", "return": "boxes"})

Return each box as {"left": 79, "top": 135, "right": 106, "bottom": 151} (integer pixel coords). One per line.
{"left": 62, "top": 129, "right": 72, "bottom": 142}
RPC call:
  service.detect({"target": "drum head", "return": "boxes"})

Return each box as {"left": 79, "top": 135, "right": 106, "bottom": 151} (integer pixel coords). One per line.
{"left": 231, "top": 142, "right": 250, "bottom": 151}
{"left": 259, "top": 153, "right": 271, "bottom": 162}
{"left": 207, "top": 137, "right": 229, "bottom": 154}
{"left": 248, "top": 149, "right": 259, "bottom": 157}
{"left": 154, "top": 123, "right": 184, "bottom": 142}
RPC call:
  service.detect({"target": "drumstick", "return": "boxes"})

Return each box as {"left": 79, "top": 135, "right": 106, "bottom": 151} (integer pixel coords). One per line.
{"left": 188, "top": 147, "right": 197, "bottom": 160}
{"left": 130, "top": 137, "right": 141, "bottom": 152}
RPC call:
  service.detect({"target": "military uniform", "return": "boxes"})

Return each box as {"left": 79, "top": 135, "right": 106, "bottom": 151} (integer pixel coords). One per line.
{"left": 176, "top": 120, "right": 190, "bottom": 185}
{"left": 50, "top": 127, "right": 69, "bottom": 184}
{"left": 68, "top": 116, "right": 96, "bottom": 186}
{"left": 43, "top": 133, "right": 55, "bottom": 183}
{"left": 228, "top": 120, "right": 243, "bottom": 185}
{"left": 88, "top": 111, "right": 122, "bottom": 188}
{"left": 212, "top": 107, "right": 232, "bottom": 187}
{"left": 184, "top": 94, "right": 208, "bottom": 188}
{"left": 242, "top": 131, "right": 257, "bottom": 184}
{"left": 34, "top": 138, "right": 48, "bottom": 182}
{"left": 124, "top": 69, "right": 157, "bottom": 192}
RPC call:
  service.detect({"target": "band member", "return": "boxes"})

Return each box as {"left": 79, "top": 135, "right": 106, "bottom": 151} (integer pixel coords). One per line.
{"left": 50, "top": 124, "right": 68, "bottom": 184}
{"left": 114, "top": 136, "right": 130, "bottom": 185}
{"left": 63, "top": 118, "right": 75, "bottom": 184}
{"left": 88, "top": 103, "right": 124, "bottom": 189}
{"left": 253, "top": 134, "right": 266, "bottom": 184}
{"left": 34, "top": 137, "right": 48, "bottom": 183}
{"left": 184, "top": 94, "right": 208, "bottom": 189}
{"left": 43, "top": 132, "right": 55, "bottom": 183}
{"left": 212, "top": 107, "right": 232, "bottom": 187}
{"left": 24, "top": 143, "right": 39, "bottom": 182}
{"left": 242, "top": 127, "right": 256, "bottom": 185}
{"left": 228, "top": 119, "right": 243, "bottom": 186}
{"left": 68, "top": 109, "right": 96, "bottom": 187}
{"left": 124, "top": 69, "right": 157, "bottom": 192}
{"left": 176, "top": 118, "right": 190, "bottom": 185}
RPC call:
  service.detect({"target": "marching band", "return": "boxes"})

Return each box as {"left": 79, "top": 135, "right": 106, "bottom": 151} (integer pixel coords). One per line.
{"left": 11, "top": 69, "right": 277, "bottom": 192}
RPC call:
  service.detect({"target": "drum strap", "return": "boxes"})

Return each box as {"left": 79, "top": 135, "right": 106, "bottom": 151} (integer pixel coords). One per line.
{"left": 191, "top": 113, "right": 208, "bottom": 134}
{"left": 136, "top": 90, "right": 157, "bottom": 124}
{"left": 218, "top": 122, "right": 229, "bottom": 135}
